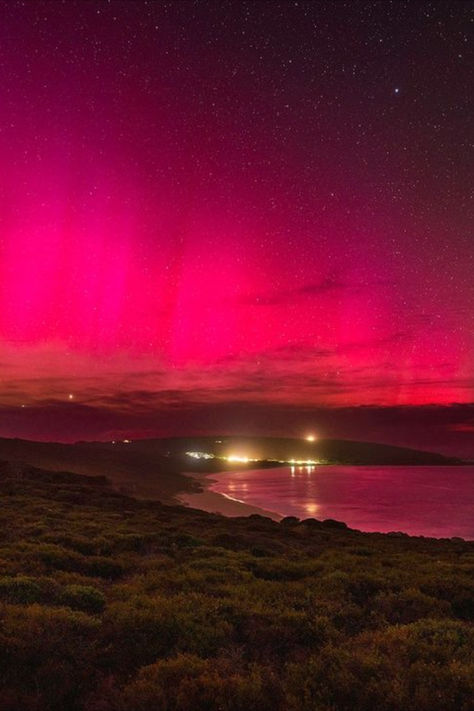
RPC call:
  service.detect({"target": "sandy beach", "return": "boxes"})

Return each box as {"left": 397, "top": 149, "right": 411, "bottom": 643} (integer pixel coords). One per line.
{"left": 178, "top": 471, "right": 282, "bottom": 520}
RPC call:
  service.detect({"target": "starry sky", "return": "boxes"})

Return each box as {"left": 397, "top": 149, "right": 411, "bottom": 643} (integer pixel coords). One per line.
{"left": 0, "top": 1, "right": 473, "bottom": 450}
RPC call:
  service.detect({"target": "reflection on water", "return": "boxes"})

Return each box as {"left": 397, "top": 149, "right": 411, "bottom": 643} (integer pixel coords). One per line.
{"left": 210, "top": 465, "right": 474, "bottom": 539}
{"left": 290, "top": 465, "right": 315, "bottom": 476}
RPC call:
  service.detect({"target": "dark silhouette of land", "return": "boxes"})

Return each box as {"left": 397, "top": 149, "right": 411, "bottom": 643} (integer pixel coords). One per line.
{"left": 0, "top": 435, "right": 462, "bottom": 505}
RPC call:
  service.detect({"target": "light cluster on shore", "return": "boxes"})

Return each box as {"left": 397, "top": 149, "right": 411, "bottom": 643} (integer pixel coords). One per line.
{"left": 185, "top": 451, "right": 319, "bottom": 466}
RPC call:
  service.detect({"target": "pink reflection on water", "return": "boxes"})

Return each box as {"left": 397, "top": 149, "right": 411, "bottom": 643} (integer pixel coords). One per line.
{"left": 210, "top": 465, "right": 474, "bottom": 539}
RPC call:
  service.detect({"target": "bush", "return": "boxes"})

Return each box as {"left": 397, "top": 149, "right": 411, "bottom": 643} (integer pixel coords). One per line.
{"left": 118, "top": 654, "right": 281, "bottom": 711}
{"left": 61, "top": 585, "right": 106, "bottom": 614}
{"left": 284, "top": 620, "right": 474, "bottom": 711}
{"left": 451, "top": 591, "right": 474, "bottom": 620}
{"left": 0, "top": 604, "right": 100, "bottom": 711}
{"left": 34, "top": 543, "right": 84, "bottom": 572}
{"left": 84, "top": 556, "right": 124, "bottom": 579}
{"left": 374, "top": 588, "right": 450, "bottom": 624}
{"left": 102, "top": 602, "right": 182, "bottom": 671}
{"left": 0, "top": 576, "right": 43, "bottom": 604}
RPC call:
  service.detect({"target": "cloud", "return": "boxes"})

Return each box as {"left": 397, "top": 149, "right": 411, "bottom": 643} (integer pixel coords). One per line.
{"left": 241, "top": 276, "right": 388, "bottom": 306}
{"left": 240, "top": 276, "right": 371, "bottom": 306}
{"left": 0, "top": 400, "right": 472, "bottom": 458}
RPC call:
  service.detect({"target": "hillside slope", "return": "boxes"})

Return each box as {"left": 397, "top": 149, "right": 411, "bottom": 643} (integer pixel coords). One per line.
{"left": 0, "top": 460, "right": 472, "bottom": 711}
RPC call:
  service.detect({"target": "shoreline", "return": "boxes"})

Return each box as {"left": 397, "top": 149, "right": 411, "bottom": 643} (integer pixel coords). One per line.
{"left": 178, "top": 471, "right": 283, "bottom": 520}
{"left": 177, "top": 467, "right": 474, "bottom": 541}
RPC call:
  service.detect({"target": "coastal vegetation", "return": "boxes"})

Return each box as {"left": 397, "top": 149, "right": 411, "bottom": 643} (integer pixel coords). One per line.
{"left": 0, "top": 460, "right": 473, "bottom": 710}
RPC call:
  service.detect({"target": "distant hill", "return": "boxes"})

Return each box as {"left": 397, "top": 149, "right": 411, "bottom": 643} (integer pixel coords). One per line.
{"left": 0, "top": 435, "right": 462, "bottom": 505}
{"left": 0, "top": 436, "right": 197, "bottom": 503}
{"left": 137, "top": 435, "right": 462, "bottom": 466}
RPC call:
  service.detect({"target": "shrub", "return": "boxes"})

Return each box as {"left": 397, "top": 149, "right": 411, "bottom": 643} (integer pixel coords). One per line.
{"left": 0, "top": 576, "right": 43, "bottom": 605}
{"left": 34, "top": 543, "right": 84, "bottom": 572}
{"left": 61, "top": 584, "right": 106, "bottom": 614}
{"left": 84, "top": 556, "right": 124, "bottom": 579}
{"left": 284, "top": 621, "right": 474, "bottom": 711}
{"left": 0, "top": 604, "right": 100, "bottom": 711}
{"left": 248, "top": 559, "right": 316, "bottom": 581}
{"left": 374, "top": 588, "right": 450, "bottom": 624}
{"left": 118, "top": 654, "right": 281, "bottom": 711}
{"left": 0, "top": 575, "right": 61, "bottom": 606}
{"left": 451, "top": 591, "right": 474, "bottom": 620}
{"left": 102, "top": 602, "right": 182, "bottom": 670}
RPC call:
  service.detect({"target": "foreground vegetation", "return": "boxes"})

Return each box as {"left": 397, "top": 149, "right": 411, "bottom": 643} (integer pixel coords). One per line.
{"left": 0, "top": 460, "right": 473, "bottom": 711}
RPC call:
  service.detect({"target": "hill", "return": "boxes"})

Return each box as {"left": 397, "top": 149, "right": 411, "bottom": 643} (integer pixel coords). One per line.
{"left": 0, "top": 460, "right": 472, "bottom": 711}
{"left": 0, "top": 435, "right": 461, "bottom": 506}
{"left": 0, "top": 436, "right": 198, "bottom": 503}
{"left": 137, "top": 435, "right": 461, "bottom": 465}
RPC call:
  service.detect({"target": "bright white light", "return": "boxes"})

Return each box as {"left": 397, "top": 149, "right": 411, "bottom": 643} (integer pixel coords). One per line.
{"left": 68, "top": 393, "right": 74, "bottom": 400}
{"left": 186, "top": 451, "right": 214, "bottom": 460}
{"left": 305, "top": 434, "right": 316, "bottom": 442}
{"left": 226, "top": 454, "right": 251, "bottom": 463}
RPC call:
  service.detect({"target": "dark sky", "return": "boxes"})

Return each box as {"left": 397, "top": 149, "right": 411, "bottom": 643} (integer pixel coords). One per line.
{"left": 0, "top": 1, "right": 472, "bottom": 449}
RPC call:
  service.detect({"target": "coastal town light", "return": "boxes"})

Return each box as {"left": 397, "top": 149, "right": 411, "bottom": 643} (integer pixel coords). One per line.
{"left": 186, "top": 451, "right": 215, "bottom": 459}
{"left": 185, "top": 451, "right": 319, "bottom": 466}
{"left": 226, "top": 454, "right": 252, "bottom": 463}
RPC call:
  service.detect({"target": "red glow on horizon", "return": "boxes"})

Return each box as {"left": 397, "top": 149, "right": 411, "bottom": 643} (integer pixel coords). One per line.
{"left": 0, "top": 0, "right": 472, "bottom": 433}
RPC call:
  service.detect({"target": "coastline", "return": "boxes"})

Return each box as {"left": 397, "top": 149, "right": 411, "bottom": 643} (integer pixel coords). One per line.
{"left": 178, "top": 471, "right": 282, "bottom": 521}
{"left": 177, "top": 465, "right": 474, "bottom": 540}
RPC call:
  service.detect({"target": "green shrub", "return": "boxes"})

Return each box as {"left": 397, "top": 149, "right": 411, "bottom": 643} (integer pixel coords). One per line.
{"left": 374, "top": 588, "right": 450, "bottom": 624}
{"left": 451, "top": 592, "right": 474, "bottom": 620}
{"left": 0, "top": 576, "right": 43, "bottom": 604}
{"left": 119, "top": 654, "right": 281, "bottom": 711}
{"left": 102, "top": 601, "right": 183, "bottom": 670}
{"left": 284, "top": 621, "right": 474, "bottom": 711}
{"left": 34, "top": 543, "right": 84, "bottom": 572}
{"left": 0, "top": 604, "right": 100, "bottom": 711}
{"left": 60, "top": 584, "right": 106, "bottom": 614}
{"left": 84, "top": 556, "right": 124, "bottom": 579}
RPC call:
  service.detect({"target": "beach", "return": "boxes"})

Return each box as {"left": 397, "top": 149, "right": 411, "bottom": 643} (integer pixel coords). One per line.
{"left": 178, "top": 472, "right": 282, "bottom": 520}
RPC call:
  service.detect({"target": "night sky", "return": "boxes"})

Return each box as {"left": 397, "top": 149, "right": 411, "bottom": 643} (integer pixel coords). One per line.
{"left": 0, "top": 1, "right": 472, "bottom": 451}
